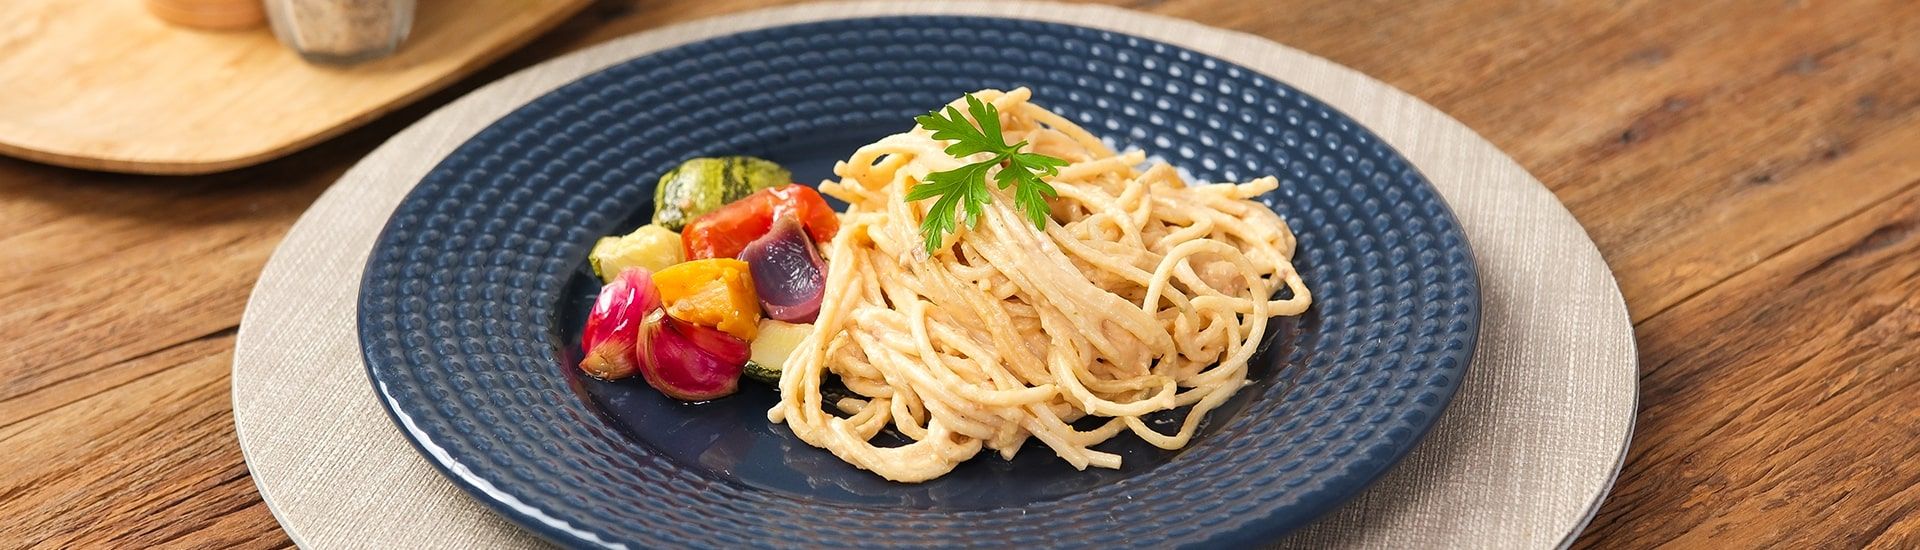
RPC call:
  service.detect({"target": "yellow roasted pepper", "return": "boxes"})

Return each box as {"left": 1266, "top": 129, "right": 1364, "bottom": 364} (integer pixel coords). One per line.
{"left": 653, "top": 258, "right": 760, "bottom": 340}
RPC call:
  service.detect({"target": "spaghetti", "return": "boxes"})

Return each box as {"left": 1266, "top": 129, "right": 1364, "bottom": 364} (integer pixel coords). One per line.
{"left": 770, "top": 88, "right": 1311, "bottom": 482}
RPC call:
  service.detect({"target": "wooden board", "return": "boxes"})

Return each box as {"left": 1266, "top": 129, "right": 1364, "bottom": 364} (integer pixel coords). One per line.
{"left": 0, "top": 0, "right": 590, "bottom": 175}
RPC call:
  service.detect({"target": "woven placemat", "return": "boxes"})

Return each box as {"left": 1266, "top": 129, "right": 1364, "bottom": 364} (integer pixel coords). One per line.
{"left": 232, "top": 2, "right": 1637, "bottom": 548}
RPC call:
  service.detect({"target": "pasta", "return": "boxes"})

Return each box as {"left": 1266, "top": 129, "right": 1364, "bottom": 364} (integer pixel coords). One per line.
{"left": 769, "top": 88, "right": 1312, "bottom": 482}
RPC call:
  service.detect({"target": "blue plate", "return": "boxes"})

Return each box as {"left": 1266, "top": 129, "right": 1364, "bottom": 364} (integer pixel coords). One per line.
{"left": 359, "top": 16, "right": 1478, "bottom": 549}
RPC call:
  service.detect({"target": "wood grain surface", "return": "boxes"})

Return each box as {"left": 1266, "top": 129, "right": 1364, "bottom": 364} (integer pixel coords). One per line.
{"left": 0, "top": 0, "right": 1914, "bottom": 548}
{"left": 0, "top": 0, "right": 588, "bottom": 174}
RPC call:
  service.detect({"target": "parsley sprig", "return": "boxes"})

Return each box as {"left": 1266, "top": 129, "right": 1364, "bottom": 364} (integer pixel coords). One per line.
{"left": 906, "top": 93, "right": 1068, "bottom": 254}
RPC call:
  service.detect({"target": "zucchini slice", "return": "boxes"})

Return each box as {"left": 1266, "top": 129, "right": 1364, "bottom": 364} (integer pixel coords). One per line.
{"left": 651, "top": 156, "right": 790, "bottom": 231}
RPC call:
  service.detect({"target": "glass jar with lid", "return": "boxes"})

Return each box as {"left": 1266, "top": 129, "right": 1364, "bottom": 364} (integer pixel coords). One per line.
{"left": 263, "top": 0, "right": 416, "bottom": 64}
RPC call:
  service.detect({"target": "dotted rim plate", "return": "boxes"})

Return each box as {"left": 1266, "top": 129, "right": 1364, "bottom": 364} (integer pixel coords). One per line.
{"left": 358, "top": 16, "right": 1479, "bottom": 549}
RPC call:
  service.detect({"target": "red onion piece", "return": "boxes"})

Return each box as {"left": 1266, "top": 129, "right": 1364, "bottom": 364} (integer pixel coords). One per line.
{"left": 739, "top": 215, "right": 827, "bottom": 323}
{"left": 637, "top": 310, "right": 750, "bottom": 401}
{"left": 578, "top": 267, "right": 660, "bottom": 380}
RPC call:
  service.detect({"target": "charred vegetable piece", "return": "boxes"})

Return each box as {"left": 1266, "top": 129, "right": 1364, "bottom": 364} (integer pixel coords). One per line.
{"left": 588, "top": 224, "right": 683, "bottom": 283}
{"left": 746, "top": 319, "right": 815, "bottom": 384}
{"left": 766, "top": 184, "right": 841, "bottom": 244}
{"left": 741, "top": 216, "right": 827, "bottom": 323}
{"left": 651, "top": 156, "right": 790, "bottom": 231}
{"left": 681, "top": 184, "right": 839, "bottom": 260}
{"left": 637, "top": 310, "right": 750, "bottom": 401}
{"left": 654, "top": 258, "right": 760, "bottom": 340}
{"left": 742, "top": 360, "right": 782, "bottom": 385}
{"left": 578, "top": 267, "right": 659, "bottom": 380}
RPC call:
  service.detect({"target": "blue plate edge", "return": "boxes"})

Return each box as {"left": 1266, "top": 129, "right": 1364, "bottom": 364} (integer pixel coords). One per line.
{"left": 354, "top": 240, "right": 609, "bottom": 549}
{"left": 1191, "top": 210, "right": 1483, "bottom": 549}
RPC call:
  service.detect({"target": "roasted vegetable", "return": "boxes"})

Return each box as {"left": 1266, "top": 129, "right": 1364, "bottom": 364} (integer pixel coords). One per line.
{"left": 741, "top": 216, "right": 827, "bottom": 323}
{"left": 588, "top": 224, "right": 683, "bottom": 283}
{"left": 651, "top": 156, "right": 790, "bottom": 231}
{"left": 681, "top": 184, "right": 839, "bottom": 260}
{"left": 742, "top": 360, "right": 782, "bottom": 385}
{"left": 746, "top": 320, "right": 815, "bottom": 385}
{"left": 637, "top": 310, "right": 750, "bottom": 401}
{"left": 654, "top": 258, "right": 760, "bottom": 340}
{"left": 578, "top": 267, "right": 659, "bottom": 380}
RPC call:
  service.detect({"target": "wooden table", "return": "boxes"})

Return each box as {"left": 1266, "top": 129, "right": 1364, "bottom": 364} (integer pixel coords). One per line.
{"left": 3, "top": 1, "right": 1915, "bottom": 547}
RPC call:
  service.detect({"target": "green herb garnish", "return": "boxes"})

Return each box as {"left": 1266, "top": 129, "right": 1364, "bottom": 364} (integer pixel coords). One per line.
{"left": 907, "top": 93, "right": 1069, "bottom": 254}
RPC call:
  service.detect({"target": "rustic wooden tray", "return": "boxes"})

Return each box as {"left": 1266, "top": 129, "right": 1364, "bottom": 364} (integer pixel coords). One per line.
{"left": 0, "top": 0, "right": 590, "bottom": 174}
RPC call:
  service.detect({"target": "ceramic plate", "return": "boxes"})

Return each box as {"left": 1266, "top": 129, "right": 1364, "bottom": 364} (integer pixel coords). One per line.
{"left": 359, "top": 16, "right": 1479, "bottom": 548}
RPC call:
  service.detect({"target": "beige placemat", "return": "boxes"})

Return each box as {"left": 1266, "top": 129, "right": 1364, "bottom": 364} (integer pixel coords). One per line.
{"left": 232, "top": 3, "right": 1637, "bottom": 548}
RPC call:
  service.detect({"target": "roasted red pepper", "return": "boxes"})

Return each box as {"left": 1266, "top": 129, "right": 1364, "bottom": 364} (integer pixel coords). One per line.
{"left": 681, "top": 184, "right": 839, "bottom": 260}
